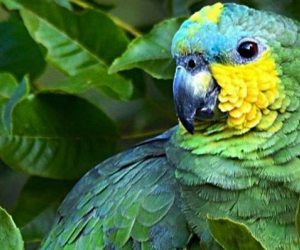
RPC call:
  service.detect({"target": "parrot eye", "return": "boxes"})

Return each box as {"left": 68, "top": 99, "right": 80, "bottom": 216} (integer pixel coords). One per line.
{"left": 237, "top": 41, "right": 258, "bottom": 59}
{"left": 188, "top": 59, "right": 196, "bottom": 69}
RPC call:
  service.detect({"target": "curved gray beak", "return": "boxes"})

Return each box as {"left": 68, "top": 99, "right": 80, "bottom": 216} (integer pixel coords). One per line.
{"left": 173, "top": 64, "right": 219, "bottom": 134}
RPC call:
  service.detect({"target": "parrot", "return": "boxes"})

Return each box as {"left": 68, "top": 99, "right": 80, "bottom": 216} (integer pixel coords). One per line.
{"left": 39, "top": 2, "right": 300, "bottom": 249}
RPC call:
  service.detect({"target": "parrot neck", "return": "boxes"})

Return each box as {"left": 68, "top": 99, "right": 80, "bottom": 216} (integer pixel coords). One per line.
{"left": 167, "top": 119, "right": 300, "bottom": 248}
{"left": 167, "top": 106, "right": 300, "bottom": 248}
{"left": 169, "top": 109, "right": 300, "bottom": 190}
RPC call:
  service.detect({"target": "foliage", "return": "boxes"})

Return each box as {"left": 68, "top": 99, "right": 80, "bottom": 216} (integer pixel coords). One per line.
{"left": 0, "top": 0, "right": 299, "bottom": 249}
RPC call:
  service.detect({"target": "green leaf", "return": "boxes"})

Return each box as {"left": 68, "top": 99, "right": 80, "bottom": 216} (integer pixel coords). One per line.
{"left": 0, "top": 0, "right": 20, "bottom": 9}
{"left": 109, "top": 17, "right": 186, "bottom": 79}
{"left": 0, "top": 73, "right": 19, "bottom": 134}
{"left": 39, "top": 66, "right": 133, "bottom": 101}
{"left": 53, "top": 0, "right": 73, "bottom": 10}
{"left": 0, "top": 21, "right": 46, "bottom": 80}
{"left": 13, "top": 177, "right": 75, "bottom": 242}
{"left": 0, "top": 206, "right": 24, "bottom": 250}
{"left": 207, "top": 217, "right": 266, "bottom": 250}
{"left": 121, "top": 69, "right": 147, "bottom": 99}
{"left": 0, "top": 92, "right": 118, "bottom": 179}
{"left": 3, "top": 0, "right": 129, "bottom": 75}
{"left": 3, "top": 76, "right": 30, "bottom": 134}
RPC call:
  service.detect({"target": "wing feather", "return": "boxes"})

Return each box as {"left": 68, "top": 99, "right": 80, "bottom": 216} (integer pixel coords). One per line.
{"left": 40, "top": 127, "right": 192, "bottom": 249}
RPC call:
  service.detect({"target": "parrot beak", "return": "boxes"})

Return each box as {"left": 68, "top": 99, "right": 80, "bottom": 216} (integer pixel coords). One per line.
{"left": 173, "top": 55, "right": 220, "bottom": 134}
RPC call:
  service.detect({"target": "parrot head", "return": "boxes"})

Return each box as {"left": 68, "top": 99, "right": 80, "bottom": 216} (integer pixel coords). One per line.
{"left": 172, "top": 2, "right": 293, "bottom": 134}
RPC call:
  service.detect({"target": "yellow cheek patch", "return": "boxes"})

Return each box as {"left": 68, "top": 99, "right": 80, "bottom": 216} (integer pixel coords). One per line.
{"left": 190, "top": 2, "right": 223, "bottom": 24}
{"left": 210, "top": 50, "right": 286, "bottom": 130}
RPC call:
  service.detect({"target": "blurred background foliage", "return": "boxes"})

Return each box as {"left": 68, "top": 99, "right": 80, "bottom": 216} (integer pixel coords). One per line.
{"left": 0, "top": 0, "right": 299, "bottom": 249}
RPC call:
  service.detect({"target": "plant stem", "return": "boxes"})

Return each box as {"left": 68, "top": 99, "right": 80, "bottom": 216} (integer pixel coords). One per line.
{"left": 69, "top": 0, "right": 141, "bottom": 37}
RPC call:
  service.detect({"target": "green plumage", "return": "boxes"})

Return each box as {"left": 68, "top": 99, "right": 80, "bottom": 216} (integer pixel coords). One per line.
{"left": 40, "top": 129, "right": 192, "bottom": 249}
{"left": 40, "top": 3, "right": 300, "bottom": 250}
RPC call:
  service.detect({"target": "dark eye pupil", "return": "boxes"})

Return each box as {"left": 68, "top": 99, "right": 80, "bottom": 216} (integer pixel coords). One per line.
{"left": 237, "top": 41, "right": 258, "bottom": 59}
{"left": 188, "top": 59, "right": 196, "bottom": 69}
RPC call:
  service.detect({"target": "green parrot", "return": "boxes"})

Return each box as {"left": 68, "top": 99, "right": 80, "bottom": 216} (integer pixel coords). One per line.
{"left": 40, "top": 2, "right": 300, "bottom": 249}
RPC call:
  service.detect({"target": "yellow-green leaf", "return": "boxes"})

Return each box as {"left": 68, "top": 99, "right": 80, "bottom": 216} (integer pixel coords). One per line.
{"left": 0, "top": 206, "right": 24, "bottom": 250}
{"left": 207, "top": 217, "right": 266, "bottom": 250}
